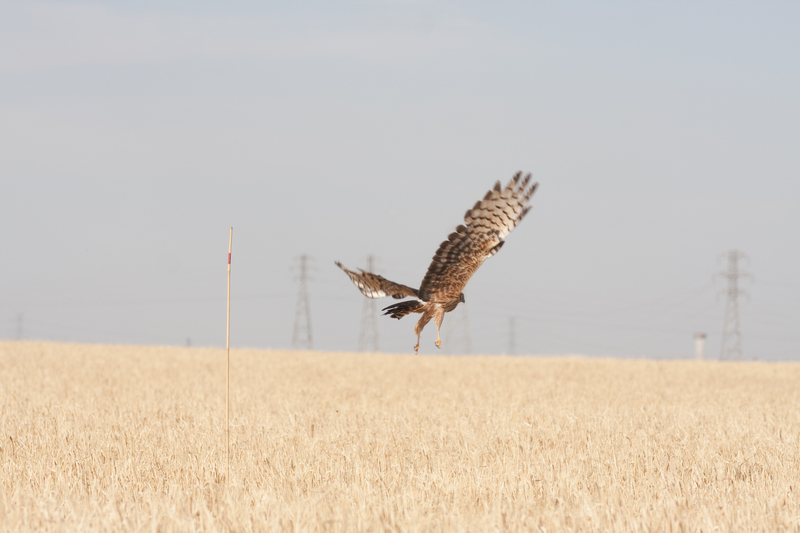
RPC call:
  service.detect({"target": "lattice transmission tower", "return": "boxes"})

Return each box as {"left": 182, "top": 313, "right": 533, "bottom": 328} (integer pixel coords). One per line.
{"left": 358, "top": 255, "right": 380, "bottom": 352}
{"left": 718, "top": 250, "right": 751, "bottom": 361}
{"left": 292, "top": 254, "right": 314, "bottom": 350}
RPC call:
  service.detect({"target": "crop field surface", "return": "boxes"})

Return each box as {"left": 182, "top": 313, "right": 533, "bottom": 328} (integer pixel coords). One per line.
{"left": 1, "top": 341, "right": 799, "bottom": 532}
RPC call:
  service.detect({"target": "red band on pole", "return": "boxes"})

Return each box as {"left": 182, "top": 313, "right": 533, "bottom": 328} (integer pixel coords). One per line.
{"left": 228, "top": 253, "right": 231, "bottom": 264}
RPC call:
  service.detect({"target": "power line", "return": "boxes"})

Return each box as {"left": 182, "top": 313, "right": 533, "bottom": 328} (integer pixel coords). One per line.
{"left": 292, "top": 254, "right": 313, "bottom": 350}
{"left": 718, "top": 250, "right": 751, "bottom": 361}
{"left": 358, "top": 255, "right": 380, "bottom": 353}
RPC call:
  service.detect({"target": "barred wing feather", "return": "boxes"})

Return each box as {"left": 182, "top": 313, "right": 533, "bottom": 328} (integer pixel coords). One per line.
{"left": 418, "top": 172, "right": 537, "bottom": 302}
{"left": 335, "top": 261, "right": 418, "bottom": 299}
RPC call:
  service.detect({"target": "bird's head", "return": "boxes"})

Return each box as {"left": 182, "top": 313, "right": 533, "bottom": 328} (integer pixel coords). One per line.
{"left": 459, "top": 293, "right": 466, "bottom": 304}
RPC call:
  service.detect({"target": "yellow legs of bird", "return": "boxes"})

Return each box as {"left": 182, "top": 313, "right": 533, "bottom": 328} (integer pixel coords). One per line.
{"left": 434, "top": 311, "right": 444, "bottom": 349}
{"left": 413, "top": 308, "right": 442, "bottom": 354}
{"left": 414, "top": 313, "right": 428, "bottom": 355}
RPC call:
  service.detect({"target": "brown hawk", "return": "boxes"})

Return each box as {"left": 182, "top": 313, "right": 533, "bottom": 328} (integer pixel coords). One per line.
{"left": 336, "top": 171, "right": 538, "bottom": 354}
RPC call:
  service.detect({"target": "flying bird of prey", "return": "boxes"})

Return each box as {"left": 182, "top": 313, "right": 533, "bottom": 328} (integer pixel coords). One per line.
{"left": 336, "top": 172, "right": 538, "bottom": 354}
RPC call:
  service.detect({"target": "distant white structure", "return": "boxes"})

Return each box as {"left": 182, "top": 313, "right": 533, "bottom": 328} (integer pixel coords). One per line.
{"left": 694, "top": 333, "right": 707, "bottom": 360}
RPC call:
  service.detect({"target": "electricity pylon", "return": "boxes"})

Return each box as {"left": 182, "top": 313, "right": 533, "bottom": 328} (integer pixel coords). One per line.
{"left": 358, "top": 255, "right": 380, "bottom": 352}
{"left": 292, "top": 255, "right": 313, "bottom": 350}
{"left": 718, "top": 250, "right": 751, "bottom": 361}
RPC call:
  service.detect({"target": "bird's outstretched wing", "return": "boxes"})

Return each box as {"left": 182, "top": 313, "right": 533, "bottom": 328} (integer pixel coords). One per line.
{"left": 418, "top": 172, "right": 538, "bottom": 302}
{"left": 335, "top": 261, "right": 419, "bottom": 299}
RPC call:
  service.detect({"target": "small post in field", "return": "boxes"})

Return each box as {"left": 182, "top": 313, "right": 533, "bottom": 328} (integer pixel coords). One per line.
{"left": 226, "top": 227, "right": 232, "bottom": 481}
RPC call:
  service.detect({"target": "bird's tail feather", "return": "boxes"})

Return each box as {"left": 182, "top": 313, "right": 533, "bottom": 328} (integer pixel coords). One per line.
{"left": 382, "top": 300, "right": 423, "bottom": 320}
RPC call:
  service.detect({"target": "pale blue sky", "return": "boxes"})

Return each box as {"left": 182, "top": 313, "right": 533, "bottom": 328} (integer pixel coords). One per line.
{"left": 1, "top": 1, "right": 798, "bottom": 358}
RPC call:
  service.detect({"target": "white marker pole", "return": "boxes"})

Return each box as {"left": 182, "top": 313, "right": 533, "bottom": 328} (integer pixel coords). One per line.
{"left": 226, "top": 227, "right": 232, "bottom": 481}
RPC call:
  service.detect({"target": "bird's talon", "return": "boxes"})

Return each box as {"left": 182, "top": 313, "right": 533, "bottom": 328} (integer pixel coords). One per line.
{"left": 435, "top": 340, "right": 441, "bottom": 349}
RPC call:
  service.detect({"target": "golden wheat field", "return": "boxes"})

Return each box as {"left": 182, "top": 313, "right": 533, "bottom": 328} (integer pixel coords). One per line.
{"left": 1, "top": 341, "right": 799, "bottom": 532}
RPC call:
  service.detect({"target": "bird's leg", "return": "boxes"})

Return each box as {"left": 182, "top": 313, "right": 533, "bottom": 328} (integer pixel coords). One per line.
{"left": 434, "top": 310, "right": 444, "bottom": 349}
{"left": 414, "top": 309, "right": 433, "bottom": 355}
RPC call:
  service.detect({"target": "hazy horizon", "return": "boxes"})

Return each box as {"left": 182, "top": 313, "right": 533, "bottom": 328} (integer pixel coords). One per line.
{"left": 2, "top": 1, "right": 798, "bottom": 359}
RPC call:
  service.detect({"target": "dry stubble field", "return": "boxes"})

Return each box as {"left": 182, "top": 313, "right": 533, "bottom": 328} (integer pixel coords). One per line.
{"left": 1, "top": 341, "right": 799, "bottom": 532}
